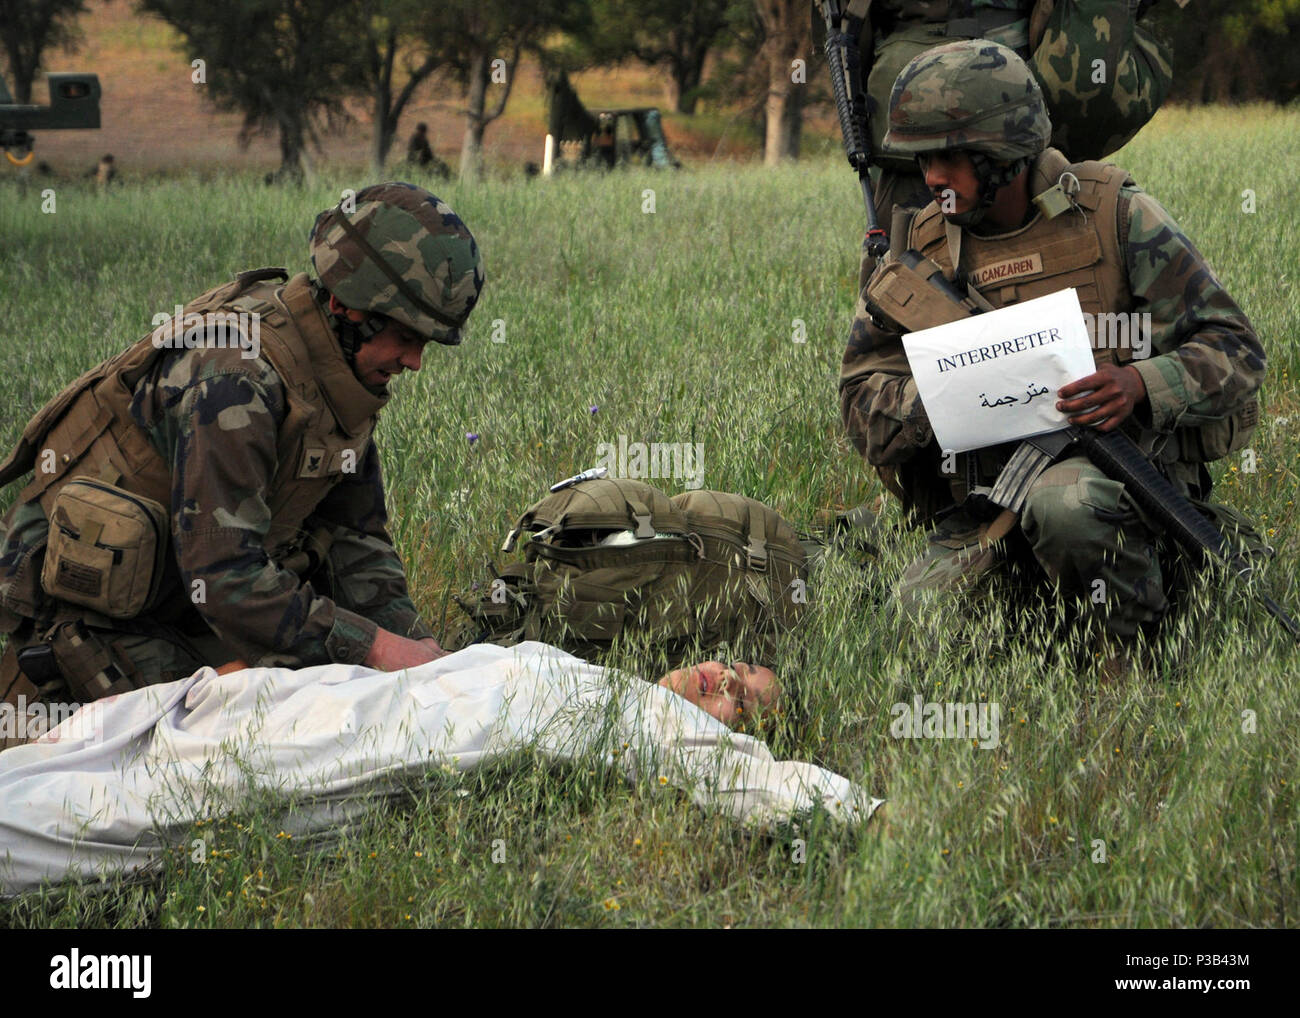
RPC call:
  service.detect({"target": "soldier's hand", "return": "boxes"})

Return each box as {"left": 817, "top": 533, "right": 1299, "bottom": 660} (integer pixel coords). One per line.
{"left": 1057, "top": 364, "right": 1147, "bottom": 432}
{"left": 364, "top": 628, "right": 445, "bottom": 671}
{"left": 418, "top": 637, "right": 449, "bottom": 660}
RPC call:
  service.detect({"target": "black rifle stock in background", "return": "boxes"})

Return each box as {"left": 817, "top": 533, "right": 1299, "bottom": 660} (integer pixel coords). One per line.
{"left": 881, "top": 249, "right": 1300, "bottom": 641}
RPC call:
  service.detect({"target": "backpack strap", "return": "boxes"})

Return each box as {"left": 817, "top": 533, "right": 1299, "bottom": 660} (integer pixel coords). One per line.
{"left": 745, "top": 507, "right": 769, "bottom": 572}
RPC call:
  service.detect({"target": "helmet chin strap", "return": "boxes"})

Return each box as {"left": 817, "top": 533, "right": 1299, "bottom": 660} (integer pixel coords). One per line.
{"left": 941, "top": 151, "right": 1032, "bottom": 228}
{"left": 311, "top": 281, "right": 387, "bottom": 369}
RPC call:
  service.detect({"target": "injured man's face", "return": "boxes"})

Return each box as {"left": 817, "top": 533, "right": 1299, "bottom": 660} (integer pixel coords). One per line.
{"left": 657, "top": 661, "right": 779, "bottom": 727}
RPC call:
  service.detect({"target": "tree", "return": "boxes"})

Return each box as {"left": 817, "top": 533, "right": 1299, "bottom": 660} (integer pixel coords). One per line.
{"left": 1146, "top": 0, "right": 1300, "bottom": 104}
{"left": 353, "top": 0, "right": 442, "bottom": 179}
{"left": 0, "top": 0, "right": 89, "bottom": 104}
{"left": 138, "top": 0, "right": 364, "bottom": 182}
{"left": 582, "top": 0, "right": 731, "bottom": 114}
{"left": 430, "top": 1, "right": 577, "bottom": 180}
{"left": 755, "top": 0, "right": 814, "bottom": 164}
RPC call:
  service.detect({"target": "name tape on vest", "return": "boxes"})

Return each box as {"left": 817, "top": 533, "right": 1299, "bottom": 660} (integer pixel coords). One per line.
{"left": 969, "top": 253, "right": 1044, "bottom": 288}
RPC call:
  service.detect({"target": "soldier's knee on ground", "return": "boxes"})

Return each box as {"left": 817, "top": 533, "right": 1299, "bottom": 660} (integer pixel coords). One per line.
{"left": 893, "top": 511, "right": 1006, "bottom": 628}
{"left": 1020, "top": 459, "right": 1127, "bottom": 586}
{"left": 1021, "top": 458, "right": 1168, "bottom": 637}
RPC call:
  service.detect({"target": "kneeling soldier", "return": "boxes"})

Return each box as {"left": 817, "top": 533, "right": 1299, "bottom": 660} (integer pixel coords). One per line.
{"left": 0, "top": 183, "right": 485, "bottom": 744}
{"left": 839, "top": 41, "right": 1264, "bottom": 673}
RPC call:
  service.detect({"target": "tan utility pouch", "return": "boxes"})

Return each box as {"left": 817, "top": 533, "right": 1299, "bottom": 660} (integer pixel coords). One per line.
{"left": 865, "top": 255, "right": 974, "bottom": 334}
{"left": 40, "top": 477, "right": 168, "bottom": 619}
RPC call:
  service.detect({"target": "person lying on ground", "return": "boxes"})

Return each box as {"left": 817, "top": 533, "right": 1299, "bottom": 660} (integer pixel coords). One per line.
{"left": 0, "top": 642, "right": 880, "bottom": 896}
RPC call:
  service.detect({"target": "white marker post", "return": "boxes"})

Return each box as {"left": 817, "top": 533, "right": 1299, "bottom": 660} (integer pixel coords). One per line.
{"left": 543, "top": 133, "right": 555, "bottom": 177}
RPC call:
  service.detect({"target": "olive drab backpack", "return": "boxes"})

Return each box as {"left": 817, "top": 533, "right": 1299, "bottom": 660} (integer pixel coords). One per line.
{"left": 448, "top": 478, "right": 810, "bottom": 662}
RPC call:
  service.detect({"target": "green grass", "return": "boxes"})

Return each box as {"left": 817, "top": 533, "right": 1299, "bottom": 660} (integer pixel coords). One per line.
{"left": 1, "top": 103, "right": 1298, "bottom": 927}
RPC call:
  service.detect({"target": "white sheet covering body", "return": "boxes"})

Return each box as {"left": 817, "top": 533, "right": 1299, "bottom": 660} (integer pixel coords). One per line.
{"left": 0, "top": 641, "right": 879, "bottom": 896}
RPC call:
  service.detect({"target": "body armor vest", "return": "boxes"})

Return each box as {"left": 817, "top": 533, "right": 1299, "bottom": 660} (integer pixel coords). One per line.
{"left": 865, "top": 148, "right": 1254, "bottom": 517}
{"left": 910, "top": 147, "right": 1135, "bottom": 364}
{"left": 0, "top": 270, "right": 387, "bottom": 620}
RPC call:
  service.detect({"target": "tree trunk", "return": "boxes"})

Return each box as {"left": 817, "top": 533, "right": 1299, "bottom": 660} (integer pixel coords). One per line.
{"left": 372, "top": 91, "right": 395, "bottom": 180}
{"left": 4, "top": 44, "right": 36, "bottom": 104}
{"left": 369, "top": 28, "right": 395, "bottom": 180}
{"left": 756, "top": 0, "right": 810, "bottom": 165}
{"left": 459, "top": 44, "right": 516, "bottom": 181}
{"left": 368, "top": 33, "right": 437, "bottom": 180}
{"left": 274, "top": 107, "right": 307, "bottom": 184}
{"left": 669, "top": 58, "right": 703, "bottom": 115}
{"left": 763, "top": 49, "right": 804, "bottom": 163}
{"left": 460, "top": 49, "right": 489, "bottom": 181}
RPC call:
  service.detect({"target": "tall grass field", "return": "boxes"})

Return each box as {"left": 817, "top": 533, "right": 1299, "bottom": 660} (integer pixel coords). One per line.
{"left": 0, "top": 104, "right": 1297, "bottom": 928}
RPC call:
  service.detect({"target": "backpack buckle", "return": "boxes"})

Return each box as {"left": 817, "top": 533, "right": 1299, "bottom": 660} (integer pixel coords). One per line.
{"left": 745, "top": 538, "right": 768, "bottom": 572}
{"left": 632, "top": 513, "right": 655, "bottom": 539}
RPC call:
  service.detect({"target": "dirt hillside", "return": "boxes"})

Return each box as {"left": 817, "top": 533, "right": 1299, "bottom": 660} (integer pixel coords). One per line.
{"left": 17, "top": 2, "right": 790, "bottom": 178}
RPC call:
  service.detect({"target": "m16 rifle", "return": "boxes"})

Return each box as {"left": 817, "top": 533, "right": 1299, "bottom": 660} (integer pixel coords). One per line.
{"left": 1, "top": 71, "right": 101, "bottom": 167}
{"left": 875, "top": 249, "right": 1300, "bottom": 641}
{"left": 819, "top": 0, "right": 888, "bottom": 260}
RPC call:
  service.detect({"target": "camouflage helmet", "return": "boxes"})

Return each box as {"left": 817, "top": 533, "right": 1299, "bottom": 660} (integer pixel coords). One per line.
{"left": 309, "top": 182, "right": 485, "bottom": 345}
{"left": 884, "top": 40, "right": 1051, "bottom": 162}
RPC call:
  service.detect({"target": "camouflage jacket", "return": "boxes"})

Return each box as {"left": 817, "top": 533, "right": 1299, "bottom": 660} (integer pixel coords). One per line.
{"left": 0, "top": 291, "right": 431, "bottom": 667}
{"left": 839, "top": 154, "right": 1265, "bottom": 525}
{"left": 124, "top": 339, "right": 432, "bottom": 666}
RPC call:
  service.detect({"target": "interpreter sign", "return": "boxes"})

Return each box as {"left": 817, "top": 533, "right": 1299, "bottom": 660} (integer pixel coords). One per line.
{"left": 901, "top": 287, "right": 1097, "bottom": 454}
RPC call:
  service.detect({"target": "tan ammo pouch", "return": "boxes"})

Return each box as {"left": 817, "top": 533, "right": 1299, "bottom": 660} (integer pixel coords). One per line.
{"left": 1175, "top": 400, "right": 1260, "bottom": 464}
{"left": 864, "top": 255, "right": 973, "bottom": 334}
{"left": 40, "top": 477, "right": 168, "bottom": 619}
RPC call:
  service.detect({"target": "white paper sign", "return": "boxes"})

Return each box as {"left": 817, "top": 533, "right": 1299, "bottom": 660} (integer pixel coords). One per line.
{"left": 902, "top": 287, "right": 1097, "bottom": 454}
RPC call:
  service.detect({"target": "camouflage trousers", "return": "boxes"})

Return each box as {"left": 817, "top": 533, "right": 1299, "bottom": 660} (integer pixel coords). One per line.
{"left": 896, "top": 456, "right": 1169, "bottom": 641}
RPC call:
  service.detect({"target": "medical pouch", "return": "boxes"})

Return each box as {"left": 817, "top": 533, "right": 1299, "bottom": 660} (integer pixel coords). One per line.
{"left": 40, "top": 477, "right": 168, "bottom": 619}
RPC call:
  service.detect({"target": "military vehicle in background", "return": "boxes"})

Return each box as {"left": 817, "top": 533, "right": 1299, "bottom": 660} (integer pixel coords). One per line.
{"left": 1, "top": 71, "right": 101, "bottom": 167}
{"left": 542, "top": 69, "right": 679, "bottom": 174}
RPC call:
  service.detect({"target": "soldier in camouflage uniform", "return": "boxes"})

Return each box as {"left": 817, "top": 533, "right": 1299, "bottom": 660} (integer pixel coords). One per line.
{"left": 0, "top": 183, "right": 484, "bottom": 743}
{"left": 839, "top": 41, "right": 1263, "bottom": 664}
{"left": 844, "top": 0, "right": 1173, "bottom": 287}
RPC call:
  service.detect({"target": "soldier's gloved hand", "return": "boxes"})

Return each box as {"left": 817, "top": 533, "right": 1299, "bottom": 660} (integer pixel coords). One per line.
{"left": 1056, "top": 364, "right": 1148, "bottom": 432}
{"left": 364, "top": 628, "right": 446, "bottom": 671}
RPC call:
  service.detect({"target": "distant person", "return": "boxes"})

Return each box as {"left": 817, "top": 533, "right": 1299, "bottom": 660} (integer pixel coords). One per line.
{"left": 593, "top": 114, "right": 616, "bottom": 169}
{"left": 406, "top": 123, "right": 451, "bottom": 180}
{"left": 89, "top": 153, "right": 115, "bottom": 189}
